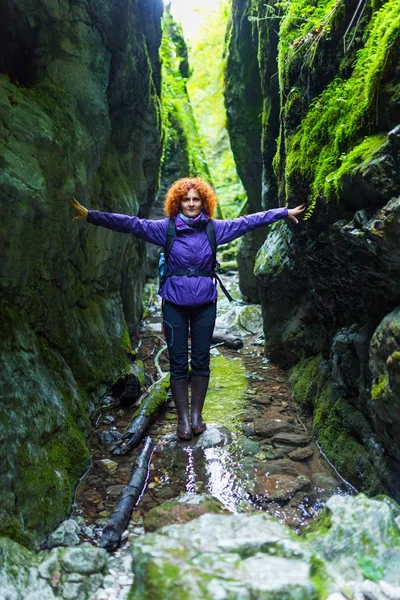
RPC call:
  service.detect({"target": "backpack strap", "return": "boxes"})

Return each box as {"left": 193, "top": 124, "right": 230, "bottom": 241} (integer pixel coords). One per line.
{"left": 206, "top": 220, "right": 233, "bottom": 302}
{"left": 205, "top": 220, "right": 217, "bottom": 269}
{"left": 165, "top": 218, "right": 177, "bottom": 261}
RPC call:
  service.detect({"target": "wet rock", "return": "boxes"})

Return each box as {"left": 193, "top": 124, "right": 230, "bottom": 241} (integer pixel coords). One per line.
{"left": 271, "top": 432, "right": 312, "bottom": 446}
{"left": 0, "top": 0, "right": 163, "bottom": 544}
{"left": 106, "top": 485, "right": 125, "bottom": 497}
{"left": 98, "top": 429, "right": 122, "bottom": 445}
{"left": 110, "top": 369, "right": 141, "bottom": 406}
{"left": 131, "top": 512, "right": 315, "bottom": 598}
{"left": 307, "top": 494, "right": 400, "bottom": 585}
{"left": 143, "top": 493, "right": 229, "bottom": 532}
{"left": 215, "top": 304, "right": 263, "bottom": 336}
{"left": 194, "top": 426, "right": 231, "bottom": 448}
{"left": 264, "top": 459, "right": 308, "bottom": 477}
{"left": 241, "top": 422, "right": 256, "bottom": 436}
{"left": 47, "top": 519, "right": 80, "bottom": 549}
{"left": 254, "top": 415, "right": 295, "bottom": 438}
{"left": 60, "top": 573, "right": 104, "bottom": 600}
{"left": 96, "top": 459, "right": 118, "bottom": 474}
{"left": 60, "top": 544, "right": 108, "bottom": 575}
{"left": 253, "top": 474, "right": 310, "bottom": 502}
{"left": 288, "top": 447, "right": 314, "bottom": 461}
{"left": 236, "top": 436, "right": 261, "bottom": 456}
{"left": 369, "top": 306, "right": 400, "bottom": 465}
{"left": 259, "top": 445, "right": 288, "bottom": 460}
{"left": 311, "top": 473, "right": 341, "bottom": 496}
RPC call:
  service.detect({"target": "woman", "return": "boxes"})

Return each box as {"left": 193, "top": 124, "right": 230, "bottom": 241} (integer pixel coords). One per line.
{"left": 71, "top": 177, "right": 305, "bottom": 440}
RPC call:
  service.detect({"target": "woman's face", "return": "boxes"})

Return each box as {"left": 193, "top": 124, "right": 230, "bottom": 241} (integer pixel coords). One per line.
{"left": 180, "top": 187, "right": 203, "bottom": 218}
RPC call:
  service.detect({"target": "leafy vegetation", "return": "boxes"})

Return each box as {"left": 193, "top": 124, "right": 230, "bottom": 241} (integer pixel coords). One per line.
{"left": 186, "top": 0, "right": 246, "bottom": 218}
{"left": 278, "top": 0, "right": 399, "bottom": 215}
{"left": 161, "top": 9, "right": 210, "bottom": 180}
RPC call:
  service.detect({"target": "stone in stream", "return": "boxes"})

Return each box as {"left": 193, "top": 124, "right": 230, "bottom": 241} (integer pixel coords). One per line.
{"left": 241, "top": 422, "right": 256, "bottom": 436}
{"left": 271, "top": 432, "right": 312, "bottom": 446}
{"left": 96, "top": 459, "right": 119, "bottom": 474}
{"left": 253, "top": 415, "right": 296, "bottom": 438}
{"left": 143, "top": 493, "right": 229, "bottom": 532}
{"left": 97, "top": 429, "right": 122, "bottom": 445}
{"left": 259, "top": 444, "right": 288, "bottom": 460}
{"left": 305, "top": 494, "right": 400, "bottom": 588}
{"left": 130, "top": 512, "right": 315, "bottom": 599}
{"left": 288, "top": 446, "right": 314, "bottom": 461}
{"left": 311, "top": 473, "right": 341, "bottom": 497}
{"left": 236, "top": 436, "right": 261, "bottom": 456}
{"left": 106, "top": 484, "right": 125, "bottom": 497}
{"left": 215, "top": 304, "right": 263, "bottom": 336}
{"left": 253, "top": 474, "right": 311, "bottom": 502}
{"left": 264, "top": 459, "right": 308, "bottom": 477}
{"left": 61, "top": 544, "right": 108, "bottom": 574}
{"left": 47, "top": 519, "right": 80, "bottom": 548}
{"left": 194, "top": 426, "right": 231, "bottom": 449}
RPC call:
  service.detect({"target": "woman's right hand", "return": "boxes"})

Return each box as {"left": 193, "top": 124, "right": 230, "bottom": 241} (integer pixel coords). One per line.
{"left": 70, "top": 196, "right": 89, "bottom": 221}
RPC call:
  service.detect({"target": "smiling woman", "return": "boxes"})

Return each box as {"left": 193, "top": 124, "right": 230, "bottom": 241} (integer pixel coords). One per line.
{"left": 71, "top": 179, "right": 303, "bottom": 442}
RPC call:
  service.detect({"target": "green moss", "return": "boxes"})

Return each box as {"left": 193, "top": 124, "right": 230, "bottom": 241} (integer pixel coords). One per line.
{"left": 303, "top": 506, "right": 333, "bottom": 540}
{"left": 289, "top": 355, "right": 384, "bottom": 494}
{"left": 277, "top": 0, "right": 400, "bottom": 214}
{"left": 289, "top": 355, "right": 323, "bottom": 410}
{"left": 9, "top": 413, "right": 89, "bottom": 547}
{"left": 132, "top": 373, "right": 170, "bottom": 420}
{"left": 323, "top": 134, "right": 386, "bottom": 198}
{"left": 186, "top": 0, "right": 246, "bottom": 218}
{"left": 161, "top": 10, "right": 210, "bottom": 180}
{"left": 358, "top": 556, "right": 384, "bottom": 581}
{"left": 371, "top": 372, "right": 389, "bottom": 401}
{"left": 310, "top": 555, "right": 331, "bottom": 599}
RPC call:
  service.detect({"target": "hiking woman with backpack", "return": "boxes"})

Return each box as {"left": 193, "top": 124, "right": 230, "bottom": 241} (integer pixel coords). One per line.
{"left": 71, "top": 177, "right": 305, "bottom": 440}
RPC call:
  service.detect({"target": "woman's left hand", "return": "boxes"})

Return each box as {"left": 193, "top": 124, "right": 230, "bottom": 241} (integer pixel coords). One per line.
{"left": 287, "top": 204, "right": 306, "bottom": 224}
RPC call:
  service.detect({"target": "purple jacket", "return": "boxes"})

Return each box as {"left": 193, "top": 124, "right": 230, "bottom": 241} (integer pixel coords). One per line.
{"left": 87, "top": 208, "right": 288, "bottom": 306}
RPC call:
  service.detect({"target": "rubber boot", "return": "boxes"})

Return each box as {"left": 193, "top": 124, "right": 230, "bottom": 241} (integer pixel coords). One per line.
{"left": 170, "top": 378, "right": 192, "bottom": 440}
{"left": 191, "top": 374, "right": 209, "bottom": 435}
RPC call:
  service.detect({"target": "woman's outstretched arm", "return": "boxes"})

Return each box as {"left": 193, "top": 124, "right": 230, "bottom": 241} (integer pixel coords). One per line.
{"left": 214, "top": 205, "right": 305, "bottom": 245}
{"left": 70, "top": 196, "right": 167, "bottom": 246}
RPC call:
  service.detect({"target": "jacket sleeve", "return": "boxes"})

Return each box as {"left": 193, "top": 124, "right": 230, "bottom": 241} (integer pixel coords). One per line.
{"left": 214, "top": 208, "right": 289, "bottom": 245}
{"left": 87, "top": 210, "right": 167, "bottom": 246}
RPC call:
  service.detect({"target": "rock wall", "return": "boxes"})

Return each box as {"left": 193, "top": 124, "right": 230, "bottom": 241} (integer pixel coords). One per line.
{"left": 225, "top": 0, "right": 265, "bottom": 301}
{"left": 0, "top": 0, "right": 163, "bottom": 546}
{"left": 226, "top": 0, "right": 400, "bottom": 497}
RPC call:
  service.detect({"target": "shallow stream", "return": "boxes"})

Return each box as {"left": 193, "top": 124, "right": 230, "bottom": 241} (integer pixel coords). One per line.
{"left": 72, "top": 272, "right": 354, "bottom": 563}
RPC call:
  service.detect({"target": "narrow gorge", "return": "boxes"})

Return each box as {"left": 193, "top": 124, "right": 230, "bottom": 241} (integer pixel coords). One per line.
{"left": 0, "top": 1, "right": 399, "bottom": 599}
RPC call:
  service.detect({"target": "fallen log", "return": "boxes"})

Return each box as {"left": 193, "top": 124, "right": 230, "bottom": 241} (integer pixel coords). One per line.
{"left": 212, "top": 329, "right": 243, "bottom": 349}
{"left": 101, "top": 436, "right": 154, "bottom": 551}
{"left": 111, "top": 373, "right": 170, "bottom": 455}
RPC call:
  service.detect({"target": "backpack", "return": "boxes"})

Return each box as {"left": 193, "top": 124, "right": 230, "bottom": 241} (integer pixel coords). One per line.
{"left": 158, "top": 218, "right": 233, "bottom": 301}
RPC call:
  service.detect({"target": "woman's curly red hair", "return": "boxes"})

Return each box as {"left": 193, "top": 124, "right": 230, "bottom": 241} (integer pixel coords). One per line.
{"left": 164, "top": 178, "right": 218, "bottom": 218}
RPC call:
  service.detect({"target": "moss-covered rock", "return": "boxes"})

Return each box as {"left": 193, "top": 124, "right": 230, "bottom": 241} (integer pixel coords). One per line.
{"left": 289, "top": 355, "right": 387, "bottom": 495}
{"left": 143, "top": 493, "right": 229, "bottom": 532}
{"left": 131, "top": 512, "right": 317, "bottom": 599}
{"left": 0, "top": 0, "right": 163, "bottom": 545}
{"left": 369, "top": 307, "right": 400, "bottom": 466}
{"left": 226, "top": 0, "right": 400, "bottom": 497}
{"left": 305, "top": 494, "right": 400, "bottom": 586}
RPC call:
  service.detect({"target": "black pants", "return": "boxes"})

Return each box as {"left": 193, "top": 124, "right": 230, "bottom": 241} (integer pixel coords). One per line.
{"left": 162, "top": 301, "right": 217, "bottom": 380}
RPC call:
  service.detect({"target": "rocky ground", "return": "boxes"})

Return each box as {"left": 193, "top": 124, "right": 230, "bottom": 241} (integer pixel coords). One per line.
{"left": 1, "top": 274, "right": 400, "bottom": 600}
